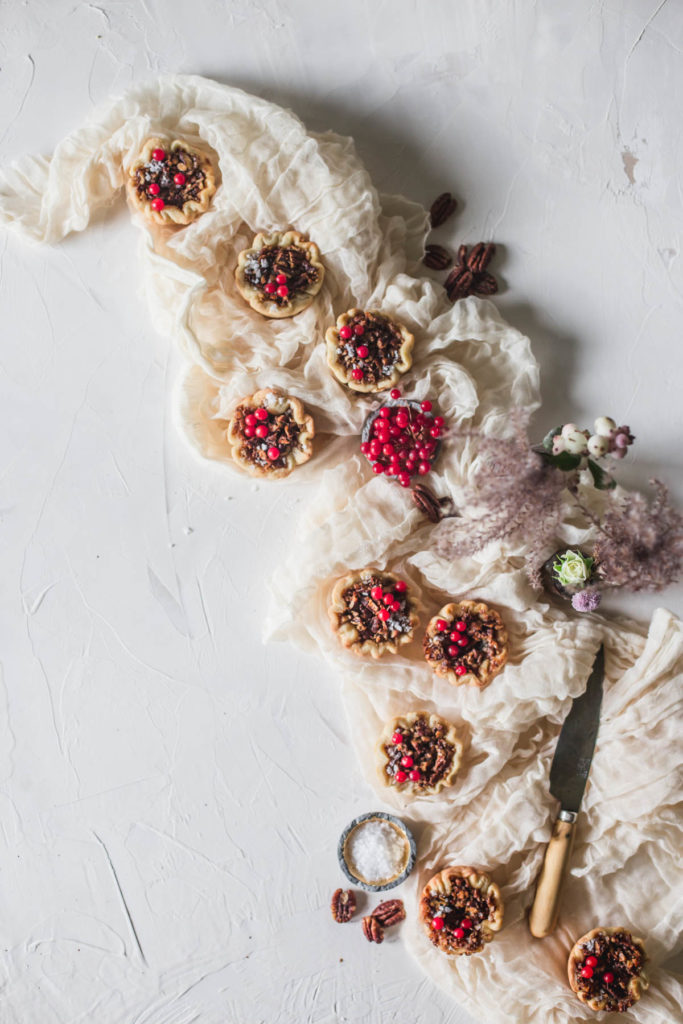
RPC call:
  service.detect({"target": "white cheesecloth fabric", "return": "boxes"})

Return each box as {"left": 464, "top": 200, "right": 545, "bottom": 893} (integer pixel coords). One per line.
{"left": 1, "top": 74, "right": 681, "bottom": 1024}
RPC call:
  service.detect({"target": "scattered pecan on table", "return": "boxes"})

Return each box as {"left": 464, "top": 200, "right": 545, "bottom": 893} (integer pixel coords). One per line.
{"left": 372, "top": 899, "right": 406, "bottom": 926}
{"left": 430, "top": 191, "right": 458, "bottom": 228}
{"left": 331, "top": 888, "right": 357, "bottom": 923}
{"left": 445, "top": 243, "right": 498, "bottom": 302}
{"left": 362, "top": 915, "right": 385, "bottom": 943}
{"left": 411, "top": 483, "right": 459, "bottom": 524}
{"left": 423, "top": 243, "right": 452, "bottom": 270}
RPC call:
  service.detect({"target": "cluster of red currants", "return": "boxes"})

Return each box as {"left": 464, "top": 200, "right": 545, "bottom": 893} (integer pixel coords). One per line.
{"left": 360, "top": 388, "right": 443, "bottom": 487}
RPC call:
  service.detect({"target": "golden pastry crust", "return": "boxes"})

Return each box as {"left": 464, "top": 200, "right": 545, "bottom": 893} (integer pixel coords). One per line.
{"left": 226, "top": 388, "right": 314, "bottom": 480}
{"left": 567, "top": 927, "right": 649, "bottom": 1013}
{"left": 377, "top": 712, "right": 463, "bottom": 795}
{"left": 234, "top": 231, "right": 325, "bottom": 318}
{"left": 419, "top": 866, "right": 503, "bottom": 956}
{"left": 325, "top": 308, "right": 414, "bottom": 393}
{"left": 423, "top": 600, "right": 508, "bottom": 689}
{"left": 126, "top": 137, "right": 216, "bottom": 226}
{"left": 328, "top": 568, "right": 420, "bottom": 659}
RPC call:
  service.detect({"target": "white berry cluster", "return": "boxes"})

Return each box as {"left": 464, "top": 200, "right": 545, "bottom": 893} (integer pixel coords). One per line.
{"left": 551, "top": 417, "right": 634, "bottom": 460}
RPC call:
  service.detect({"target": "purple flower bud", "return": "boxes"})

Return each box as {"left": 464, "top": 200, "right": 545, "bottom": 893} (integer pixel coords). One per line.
{"left": 571, "top": 588, "right": 602, "bottom": 612}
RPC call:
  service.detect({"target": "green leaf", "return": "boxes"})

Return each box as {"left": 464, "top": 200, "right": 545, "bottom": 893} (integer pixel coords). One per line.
{"left": 544, "top": 450, "right": 582, "bottom": 472}
{"left": 541, "top": 426, "right": 564, "bottom": 452}
{"left": 586, "top": 459, "right": 617, "bottom": 490}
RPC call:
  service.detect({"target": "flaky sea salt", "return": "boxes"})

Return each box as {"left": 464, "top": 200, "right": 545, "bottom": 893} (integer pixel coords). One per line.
{"left": 344, "top": 818, "right": 409, "bottom": 885}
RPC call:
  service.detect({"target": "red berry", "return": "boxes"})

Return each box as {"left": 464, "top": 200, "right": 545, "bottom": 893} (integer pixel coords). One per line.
{"left": 461, "top": 918, "right": 472, "bottom": 930}
{"left": 173, "top": 172, "right": 186, "bottom": 185}
{"left": 409, "top": 769, "right": 421, "bottom": 781}
{"left": 378, "top": 608, "right": 390, "bottom": 621}
{"left": 394, "top": 580, "right": 407, "bottom": 593}
{"left": 267, "top": 446, "right": 280, "bottom": 461}
{"left": 585, "top": 956, "right": 598, "bottom": 968}
{"left": 382, "top": 592, "right": 395, "bottom": 606}
{"left": 401, "top": 755, "right": 414, "bottom": 768}
{"left": 380, "top": 407, "right": 392, "bottom": 419}
{"left": 418, "top": 461, "right": 431, "bottom": 475}
{"left": 360, "top": 442, "right": 371, "bottom": 457}
{"left": 385, "top": 464, "right": 396, "bottom": 475}
{"left": 255, "top": 424, "right": 268, "bottom": 439}
{"left": 382, "top": 443, "right": 395, "bottom": 457}
{"left": 151, "top": 147, "right": 165, "bottom": 161}
{"left": 372, "top": 463, "right": 385, "bottom": 475}
{"left": 255, "top": 408, "right": 268, "bottom": 421}
{"left": 244, "top": 414, "right": 257, "bottom": 427}
{"left": 150, "top": 198, "right": 165, "bottom": 211}
{"left": 454, "top": 927, "right": 465, "bottom": 939}
{"left": 430, "top": 425, "right": 442, "bottom": 438}
{"left": 418, "top": 447, "right": 431, "bottom": 460}
{"left": 398, "top": 472, "right": 411, "bottom": 487}
{"left": 339, "top": 325, "right": 353, "bottom": 340}
{"left": 436, "top": 619, "right": 449, "bottom": 631}
{"left": 353, "top": 323, "right": 365, "bottom": 336}
{"left": 391, "top": 731, "right": 403, "bottom": 744}
{"left": 580, "top": 966, "right": 594, "bottom": 979}
{"left": 431, "top": 917, "right": 444, "bottom": 931}
{"left": 455, "top": 665, "right": 467, "bottom": 676}
{"left": 455, "top": 621, "right": 467, "bottom": 632}
{"left": 434, "top": 416, "right": 444, "bottom": 428}
{"left": 275, "top": 273, "right": 287, "bottom": 284}
{"left": 369, "top": 440, "right": 382, "bottom": 457}
{"left": 395, "top": 413, "right": 409, "bottom": 429}
{"left": 391, "top": 601, "right": 401, "bottom": 612}
{"left": 394, "top": 770, "right": 408, "bottom": 783}
{"left": 371, "top": 585, "right": 384, "bottom": 600}
{"left": 148, "top": 183, "right": 161, "bottom": 196}
{"left": 351, "top": 368, "right": 364, "bottom": 381}
{"left": 449, "top": 631, "right": 460, "bottom": 642}
{"left": 389, "top": 425, "right": 401, "bottom": 438}
{"left": 264, "top": 282, "right": 277, "bottom": 294}
{"left": 277, "top": 285, "right": 289, "bottom": 297}
{"left": 414, "top": 414, "right": 425, "bottom": 428}
{"left": 457, "top": 637, "right": 468, "bottom": 647}
{"left": 603, "top": 972, "right": 614, "bottom": 984}
{"left": 390, "top": 388, "right": 401, "bottom": 400}
{"left": 420, "top": 399, "right": 432, "bottom": 412}
{"left": 355, "top": 345, "right": 368, "bottom": 359}
{"left": 243, "top": 426, "right": 255, "bottom": 438}
{"left": 447, "top": 645, "right": 458, "bottom": 657}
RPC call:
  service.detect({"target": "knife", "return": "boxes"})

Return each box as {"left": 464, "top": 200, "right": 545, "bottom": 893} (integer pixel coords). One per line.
{"left": 528, "top": 644, "right": 605, "bottom": 938}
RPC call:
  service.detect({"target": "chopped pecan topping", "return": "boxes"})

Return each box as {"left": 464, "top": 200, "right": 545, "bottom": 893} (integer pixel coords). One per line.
{"left": 423, "top": 244, "right": 452, "bottom": 270}
{"left": 134, "top": 148, "right": 206, "bottom": 208}
{"left": 362, "top": 915, "right": 384, "bottom": 944}
{"left": 372, "top": 899, "right": 405, "bottom": 926}
{"left": 573, "top": 930, "right": 646, "bottom": 1012}
{"left": 338, "top": 574, "right": 413, "bottom": 645}
{"left": 331, "top": 888, "right": 356, "bottom": 923}
{"left": 445, "top": 243, "right": 498, "bottom": 302}
{"left": 231, "top": 403, "right": 301, "bottom": 470}
{"left": 335, "top": 311, "right": 404, "bottom": 386}
{"left": 424, "top": 608, "right": 502, "bottom": 681}
{"left": 425, "top": 877, "right": 497, "bottom": 954}
{"left": 243, "top": 244, "right": 320, "bottom": 304}
{"left": 430, "top": 192, "right": 458, "bottom": 228}
{"left": 382, "top": 715, "right": 456, "bottom": 790}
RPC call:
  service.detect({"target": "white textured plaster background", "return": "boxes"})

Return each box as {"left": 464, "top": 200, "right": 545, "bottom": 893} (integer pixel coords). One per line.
{"left": 0, "top": 2, "right": 682, "bottom": 1022}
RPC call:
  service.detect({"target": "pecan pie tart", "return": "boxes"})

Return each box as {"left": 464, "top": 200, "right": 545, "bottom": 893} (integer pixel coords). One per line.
{"left": 325, "top": 309, "right": 414, "bottom": 393}
{"left": 234, "top": 231, "right": 324, "bottom": 318}
{"left": 226, "top": 388, "right": 314, "bottom": 479}
{"left": 328, "top": 569, "right": 420, "bottom": 658}
{"left": 423, "top": 600, "right": 508, "bottom": 688}
{"left": 419, "top": 867, "right": 503, "bottom": 956}
{"left": 377, "top": 712, "right": 462, "bottom": 795}
{"left": 127, "top": 138, "right": 216, "bottom": 226}
{"left": 567, "top": 927, "right": 649, "bottom": 1013}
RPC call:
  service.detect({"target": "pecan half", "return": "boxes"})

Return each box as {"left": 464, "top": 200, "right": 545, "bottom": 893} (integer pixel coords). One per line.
{"left": 411, "top": 483, "right": 459, "bottom": 523}
{"left": 423, "top": 244, "right": 452, "bottom": 270}
{"left": 372, "top": 899, "right": 405, "bottom": 926}
{"left": 430, "top": 192, "right": 457, "bottom": 228}
{"left": 362, "top": 915, "right": 384, "bottom": 943}
{"left": 331, "top": 888, "right": 356, "bottom": 923}
{"left": 445, "top": 243, "right": 499, "bottom": 302}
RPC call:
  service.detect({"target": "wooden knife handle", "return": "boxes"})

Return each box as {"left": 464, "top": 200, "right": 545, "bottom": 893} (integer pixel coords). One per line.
{"left": 528, "top": 814, "right": 576, "bottom": 938}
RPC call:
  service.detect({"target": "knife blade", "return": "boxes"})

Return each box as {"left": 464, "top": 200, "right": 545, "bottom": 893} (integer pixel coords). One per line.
{"left": 528, "top": 644, "right": 605, "bottom": 938}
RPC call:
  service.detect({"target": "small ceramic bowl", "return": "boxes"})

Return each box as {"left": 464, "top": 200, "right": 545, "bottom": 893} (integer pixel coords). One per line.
{"left": 337, "top": 810, "right": 416, "bottom": 892}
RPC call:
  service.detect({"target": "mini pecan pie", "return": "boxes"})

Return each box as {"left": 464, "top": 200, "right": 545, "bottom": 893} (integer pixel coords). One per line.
{"left": 226, "top": 388, "right": 314, "bottom": 479}
{"left": 423, "top": 600, "right": 508, "bottom": 689}
{"left": 419, "top": 867, "right": 503, "bottom": 956}
{"left": 325, "top": 309, "right": 414, "bottom": 393}
{"left": 568, "top": 927, "right": 649, "bottom": 1013}
{"left": 234, "top": 231, "right": 324, "bottom": 318}
{"left": 377, "top": 712, "right": 462, "bottom": 795}
{"left": 127, "top": 138, "right": 216, "bottom": 226}
{"left": 328, "top": 569, "right": 420, "bottom": 659}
